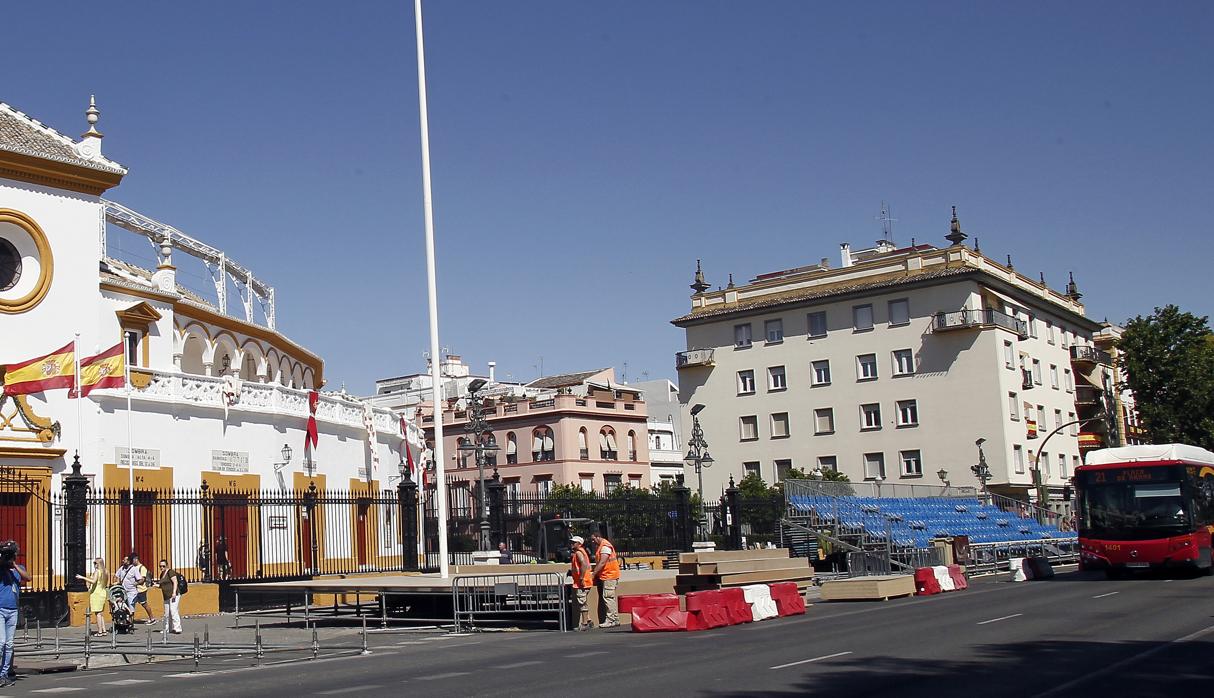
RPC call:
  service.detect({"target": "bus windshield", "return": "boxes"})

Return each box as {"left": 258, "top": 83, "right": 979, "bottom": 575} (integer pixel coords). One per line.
{"left": 1080, "top": 478, "right": 1189, "bottom": 540}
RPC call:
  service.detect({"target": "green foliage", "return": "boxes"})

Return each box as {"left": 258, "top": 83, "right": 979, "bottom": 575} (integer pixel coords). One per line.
{"left": 1119, "top": 305, "right": 1214, "bottom": 449}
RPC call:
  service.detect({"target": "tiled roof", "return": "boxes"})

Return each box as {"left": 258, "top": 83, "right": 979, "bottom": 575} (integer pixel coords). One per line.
{"left": 0, "top": 101, "right": 126, "bottom": 174}
{"left": 671, "top": 267, "right": 973, "bottom": 326}
{"left": 527, "top": 369, "right": 610, "bottom": 390}
{"left": 100, "top": 257, "right": 215, "bottom": 308}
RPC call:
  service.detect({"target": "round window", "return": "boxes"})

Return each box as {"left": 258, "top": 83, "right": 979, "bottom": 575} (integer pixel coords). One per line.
{"left": 0, "top": 238, "right": 21, "bottom": 292}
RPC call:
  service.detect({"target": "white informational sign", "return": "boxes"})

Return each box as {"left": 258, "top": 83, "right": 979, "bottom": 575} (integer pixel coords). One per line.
{"left": 115, "top": 447, "right": 161, "bottom": 469}
{"left": 211, "top": 450, "right": 250, "bottom": 474}
{"left": 357, "top": 467, "right": 369, "bottom": 481}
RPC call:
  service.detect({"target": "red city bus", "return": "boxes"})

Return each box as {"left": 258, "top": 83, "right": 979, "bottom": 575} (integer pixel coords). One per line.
{"left": 1076, "top": 444, "right": 1214, "bottom": 578}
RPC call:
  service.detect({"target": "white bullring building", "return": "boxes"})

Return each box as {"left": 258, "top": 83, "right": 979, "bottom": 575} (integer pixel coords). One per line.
{"left": 673, "top": 212, "right": 1114, "bottom": 511}
{"left": 0, "top": 98, "right": 422, "bottom": 585}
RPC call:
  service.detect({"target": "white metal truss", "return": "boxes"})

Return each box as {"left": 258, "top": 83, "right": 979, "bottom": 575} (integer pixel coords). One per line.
{"left": 102, "top": 200, "right": 276, "bottom": 329}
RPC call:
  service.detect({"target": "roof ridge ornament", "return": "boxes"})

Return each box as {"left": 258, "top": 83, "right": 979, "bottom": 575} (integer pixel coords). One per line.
{"left": 76, "top": 95, "right": 104, "bottom": 160}
{"left": 1066, "top": 271, "right": 1083, "bottom": 302}
{"left": 690, "top": 259, "right": 710, "bottom": 294}
{"left": 945, "top": 206, "right": 968, "bottom": 246}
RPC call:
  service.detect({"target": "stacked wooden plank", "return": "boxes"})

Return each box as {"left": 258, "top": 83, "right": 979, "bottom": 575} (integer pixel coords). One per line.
{"left": 676, "top": 548, "right": 815, "bottom": 594}
{"left": 819, "top": 574, "right": 915, "bottom": 601}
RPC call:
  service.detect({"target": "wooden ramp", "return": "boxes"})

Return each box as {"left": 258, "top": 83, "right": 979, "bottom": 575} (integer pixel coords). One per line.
{"left": 819, "top": 574, "right": 915, "bottom": 602}
{"left": 676, "top": 548, "right": 815, "bottom": 594}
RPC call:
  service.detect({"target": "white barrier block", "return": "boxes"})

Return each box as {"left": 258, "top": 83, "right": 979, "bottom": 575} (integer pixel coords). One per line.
{"left": 1008, "top": 557, "right": 1032, "bottom": 582}
{"left": 933, "top": 565, "right": 956, "bottom": 592}
{"left": 742, "top": 583, "right": 779, "bottom": 621}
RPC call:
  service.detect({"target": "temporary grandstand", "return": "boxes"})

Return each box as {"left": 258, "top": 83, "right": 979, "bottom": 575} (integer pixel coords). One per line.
{"left": 783, "top": 480, "right": 1077, "bottom": 575}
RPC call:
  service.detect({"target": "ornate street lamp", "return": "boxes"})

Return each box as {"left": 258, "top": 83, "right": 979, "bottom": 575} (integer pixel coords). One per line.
{"left": 459, "top": 378, "right": 499, "bottom": 551}
{"left": 684, "top": 404, "right": 714, "bottom": 540}
{"left": 971, "top": 438, "right": 991, "bottom": 502}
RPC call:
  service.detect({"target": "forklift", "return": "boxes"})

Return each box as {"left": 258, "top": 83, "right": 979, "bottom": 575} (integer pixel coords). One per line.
{"left": 532, "top": 512, "right": 613, "bottom": 563}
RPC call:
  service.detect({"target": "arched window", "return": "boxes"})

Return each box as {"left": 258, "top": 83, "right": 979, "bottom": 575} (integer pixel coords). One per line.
{"left": 506, "top": 432, "right": 518, "bottom": 465}
{"left": 578, "top": 428, "right": 589, "bottom": 460}
{"left": 532, "top": 427, "right": 554, "bottom": 462}
{"left": 599, "top": 428, "right": 618, "bottom": 461}
{"left": 627, "top": 430, "right": 637, "bottom": 461}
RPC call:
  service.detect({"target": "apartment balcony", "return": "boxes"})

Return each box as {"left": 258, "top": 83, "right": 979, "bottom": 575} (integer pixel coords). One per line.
{"left": 1070, "top": 345, "right": 1112, "bottom": 366}
{"left": 1075, "top": 385, "right": 1104, "bottom": 406}
{"left": 676, "top": 348, "right": 715, "bottom": 370}
{"left": 932, "top": 309, "right": 1029, "bottom": 339}
{"left": 442, "top": 392, "right": 646, "bottom": 426}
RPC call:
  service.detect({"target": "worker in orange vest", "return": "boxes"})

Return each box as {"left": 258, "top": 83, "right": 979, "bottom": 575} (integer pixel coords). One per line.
{"left": 590, "top": 530, "right": 621, "bottom": 628}
{"left": 569, "top": 536, "right": 593, "bottom": 631}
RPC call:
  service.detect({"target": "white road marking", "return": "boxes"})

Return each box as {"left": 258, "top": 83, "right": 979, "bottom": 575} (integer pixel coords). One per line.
{"left": 770, "top": 651, "right": 853, "bottom": 670}
{"left": 102, "top": 679, "right": 153, "bottom": 686}
{"left": 316, "top": 686, "right": 384, "bottom": 695}
{"left": 1092, "top": 591, "right": 1120, "bottom": 599}
{"left": 977, "top": 613, "right": 1023, "bottom": 625}
{"left": 31, "top": 689, "right": 88, "bottom": 694}
{"left": 165, "top": 672, "right": 213, "bottom": 677}
{"left": 492, "top": 660, "right": 542, "bottom": 668}
{"left": 417, "top": 671, "right": 471, "bottom": 681}
{"left": 566, "top": 650, "right": 608, "bottom": 658}
{"left": 1037, "top": 624, "right": 1214, "bottom": 697}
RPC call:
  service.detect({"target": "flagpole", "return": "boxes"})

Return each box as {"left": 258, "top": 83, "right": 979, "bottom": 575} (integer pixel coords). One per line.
{"left": 74, "top": 332, "right": 82, "bottom": 459}
{"left": 414, "top": 0, "right": 449, "bottom": 579}
{"left": 125, "top": 331, "right": 135, "bottom": 553}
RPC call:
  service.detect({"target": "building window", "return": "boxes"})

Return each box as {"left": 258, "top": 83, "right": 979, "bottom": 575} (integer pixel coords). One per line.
{"left": 861, "top": 403, "right": 882, "bottom": 431}
{"left": 734, "top": 323, "right": 752, "bottom": 348}
{"left": 578, "top": 428, "right": 589, "bottom": 460}
{"left": 775, "top": 459, "right": 793, "bottom": 482}
{"left": 807, "top": 311, "right": 827, "bottom": 338}
{"left": 863, "top": 452, "right": 886, "bottom": 480}
{"left": 853, "top": 304, "right": 874, "bottom": 331}
{"left": 888, "top": 298, "right": 910, "bottom": 326}
{"left": 857, "top": 354, "right": 878, "bottom": 381}
{"left": 818, "top": 455, "right": 837, "bottom": 472}
{"left": 1046, "top": 321, "right": 1055, "bottom": 345}
{"left": 740, "top": 415, "right": 759, "bottom": 441}
{"left": 892, "top": 349, "right": 914, "bottom": 376}
{"left": 765, "top": 319, "right": 784, "bottom": 343}
{"left": 126, "top": 331, "right": 142, "bottom": 368}
{"left": 1054, "top": 409, "right": 1063, "bottom": 431}
{"left": 1072, "top": 455, "right": 1080, "bottom": 474}
{"left": 532, "top": 427, "right": 555, "bottom": 462}
{"left": 506, "top": 432, "right": 518, "bottom": 464}
{"left": 627, "top": 431, "right": 637, "bottom": 461}
{"left": 1009, "top": 392, "right": 1019, "bottom": 420}
{"left": 536, "top": 477, "right": 552, "bottom": 497}
{"left": 1028, "top": 314, "right": 1038, "bottom": 338}
{"left": 900, "top": 450, "right": 923, "bottom": 477}
{"left": 896, "top": 399, "right": 918, "bottom": 427}
{"left": 737, "top": 370, "right": 756, "bottom": 395}
{"left": 1032, "top": 359, "right": 1042, "bottom": 385}
{"left": 743, "top": 461, "right": 761, "bottom": 479}
{"left": 1014, "top": 445, "right": 1025, "bottom": 474}
{"left": 768, "top": 365, "right": 787, "bottom": 391}
{"left": 812, "top": 360, "right": 831, "bottom": 386}
{"left": 1042, "top": 451, "right": 1050, "bottom": 477}
{"left": 1037, "top": 405, "right": 1047, "bottom": 430}
{"left": 1069, "top": 413, "right": 1078, "bottom": 436}
{"left": 1064, "top": 369, "right": 1073, "bottom": 392}
{"left": 580, "top": 476, "right": 595, "bottom": 492}
{"left": 771, "top": 412, "right": 790, "bottom": 439}
{"left": 1058, "top": 453, "right": 1067, "bottom": 478}
{"left": 814, "top": 408, "right": 834, "bottom": 435}
{"left": 604, "top": 474, "right": 622, "bottom": 494}
{"left": 599, "top": 428, "right": 618, "bottom": 460}
{"left": 1004, "top": 340, "right": 1015, "bottom": 369}
{"left": 1050, "top": 364, "right": 1059, "bottom": 389}
{"left": 506, "top": 480, "right": 521, "bottom": 501}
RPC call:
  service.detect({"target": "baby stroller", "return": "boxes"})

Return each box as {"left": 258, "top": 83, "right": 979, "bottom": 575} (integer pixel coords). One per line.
{"left": 108, "top": 584, "right": 134, "bottom": 634}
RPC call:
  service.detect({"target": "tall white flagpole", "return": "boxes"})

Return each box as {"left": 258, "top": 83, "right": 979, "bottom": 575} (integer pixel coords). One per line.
{"left": 414, "top": 0, "right": 449, "bottom": 579}
{"left": 74, "top": 332, "right": 82, "bottom": 459}
{"left": 125, "top": 331, "right": 135, "bottom": 552}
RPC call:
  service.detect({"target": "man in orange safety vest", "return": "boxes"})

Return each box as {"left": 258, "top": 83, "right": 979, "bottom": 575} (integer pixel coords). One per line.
{"left": 569, "top": 536, "right": 593, "bottom": 631}
{"left": 590, "top": 530, "right": 621, "bottom": 628}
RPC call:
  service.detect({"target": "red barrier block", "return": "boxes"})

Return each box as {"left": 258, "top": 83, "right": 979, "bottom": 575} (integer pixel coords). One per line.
{"left": 630, "top": 605, "right": 689, "bottom": 632}
{"left": 720, "top": 587, "right": 753, "bottom": 625}
{"left": 947, "top": 564, "right": 968, "bottom": 591}
{"left": 619, "top": 593, "right": 679, "bottom": 614}
{"left": 914, "top": 567, "right": 941, "bottom": 596}
{"left": 684, "top": 590, "right": 722, "bottom": 612}
{"left": 769, "top": 582, "right": 806, "bottom": 617}
{"left": 686, "top": 604, "right": 732, "bottom": 631}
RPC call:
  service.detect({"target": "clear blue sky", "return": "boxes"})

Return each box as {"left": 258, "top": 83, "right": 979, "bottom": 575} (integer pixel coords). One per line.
{"left": 7, "top": 2, "right": 1212, "bottom": 392}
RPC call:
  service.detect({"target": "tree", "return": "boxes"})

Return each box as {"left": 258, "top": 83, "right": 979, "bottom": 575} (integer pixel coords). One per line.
{"left": 1119, "top": 305, "right": 1214, "bottom": 450}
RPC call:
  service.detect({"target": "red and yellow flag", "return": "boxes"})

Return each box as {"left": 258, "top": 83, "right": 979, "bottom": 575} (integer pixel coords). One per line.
{"left": 2, "top": 341, "right": 75, "bottom": 396}
{"left": 77, "top": 342, "right": 125, "bottom": 398}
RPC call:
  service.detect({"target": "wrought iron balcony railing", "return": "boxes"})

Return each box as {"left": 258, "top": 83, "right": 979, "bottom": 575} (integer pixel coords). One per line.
{"left": 933, "top": 309, "right": 1029, "bottom": 338}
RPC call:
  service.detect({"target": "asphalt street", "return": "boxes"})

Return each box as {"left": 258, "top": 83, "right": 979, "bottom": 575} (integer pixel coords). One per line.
{"left": 14, "top": 568, "right": 1214, "bottom": 697}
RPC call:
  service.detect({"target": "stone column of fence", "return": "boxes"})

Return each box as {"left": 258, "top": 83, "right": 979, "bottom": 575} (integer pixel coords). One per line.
{"left": 63, "top": 454, "right": 89, "bottom": 592}
{"left": 487, "top": 472, "right": 506, "bottom": 550}
{"left": 303, "top": 481, "right": 319, "bottom": 576}
{"left": 673, "top": 475, "right": 693, "bottom": 552}
{"left": 398, "top": 472, "right": 419, "bottom": 572}
{"left": 725, "top": 476, "right": 742, "bottom": 551}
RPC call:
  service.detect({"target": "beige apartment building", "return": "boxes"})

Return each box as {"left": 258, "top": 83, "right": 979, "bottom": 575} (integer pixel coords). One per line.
{"left": 673, "top": 213, "right": 1114, "bottom": 510}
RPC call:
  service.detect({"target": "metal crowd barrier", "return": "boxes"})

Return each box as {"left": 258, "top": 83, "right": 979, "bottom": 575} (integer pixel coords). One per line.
{"left": 966, "top": 539, "right": 1079, "bottom": 575}
{"left": 451, "top": 572, "right": 567, "bottom": 633}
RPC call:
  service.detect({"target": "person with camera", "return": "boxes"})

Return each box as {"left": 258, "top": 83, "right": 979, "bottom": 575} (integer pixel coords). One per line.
{"left": 0, "top": 540, "right": 30, "bottom": 689}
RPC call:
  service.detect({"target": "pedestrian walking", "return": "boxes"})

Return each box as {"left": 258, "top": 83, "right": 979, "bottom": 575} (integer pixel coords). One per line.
{"left": 116, "top": 554, "right": 155, "bottom": 625}
{"left": 157, "top": 559, "right": 182, "bottom": 634}
{"left": 129, "top": 553, "right": 155, "bottom": 624}
{"left": 0, "top": 540, "right": 30, "bottom": 689}
{"left": 498, "top": 542, "right": 513, "bottom": 565}
{"left": 568, "top": 536, "right": 593, "bottom": 630}
{"left": 215, "top": 536, "right": 231, "bottom": 580}
{"left": 75, "top": 557, "right": 109, "bottom": 636}
{"left": 590, "top": 531, "right": 621, "bottom": 628}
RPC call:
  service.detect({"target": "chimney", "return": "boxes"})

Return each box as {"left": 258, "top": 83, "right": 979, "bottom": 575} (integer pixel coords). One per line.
{"left": 488, "top": 361, "right": 496, "bottom": 382}
{"left": 819, "top": 258, "right": 830, "bottom": 270}
{"left": 840, "top": 243, "right": 853, "bottom": 268}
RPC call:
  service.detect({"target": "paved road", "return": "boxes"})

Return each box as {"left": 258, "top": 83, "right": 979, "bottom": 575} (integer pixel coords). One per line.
{"left": 14, "top": 569, "right": 1214, "bottom": 696}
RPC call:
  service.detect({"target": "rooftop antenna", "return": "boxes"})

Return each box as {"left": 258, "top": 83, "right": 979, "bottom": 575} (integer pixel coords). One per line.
{"left": 876, "top": 201, "right": 897, "bottom": 243}
{"left": 622, "top": 361, "right": 629, "bottom": 384}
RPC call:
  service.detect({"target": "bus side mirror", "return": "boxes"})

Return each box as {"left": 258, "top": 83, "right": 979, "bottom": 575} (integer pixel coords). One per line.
{"left": 1063, "top": 486, "right": 1072, "bottom": 502}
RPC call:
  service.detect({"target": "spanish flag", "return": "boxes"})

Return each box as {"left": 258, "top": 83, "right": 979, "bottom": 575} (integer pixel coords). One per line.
{"left": 77, "top": 342, "right": 125, "bottom": 397}
{"left": 2, "top": 341, "right": 75, "bottom": 396}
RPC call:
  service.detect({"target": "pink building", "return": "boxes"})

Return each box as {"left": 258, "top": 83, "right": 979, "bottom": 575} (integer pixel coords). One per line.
{"left": 424, "top": 369, "right": 651, "bottom": 497}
